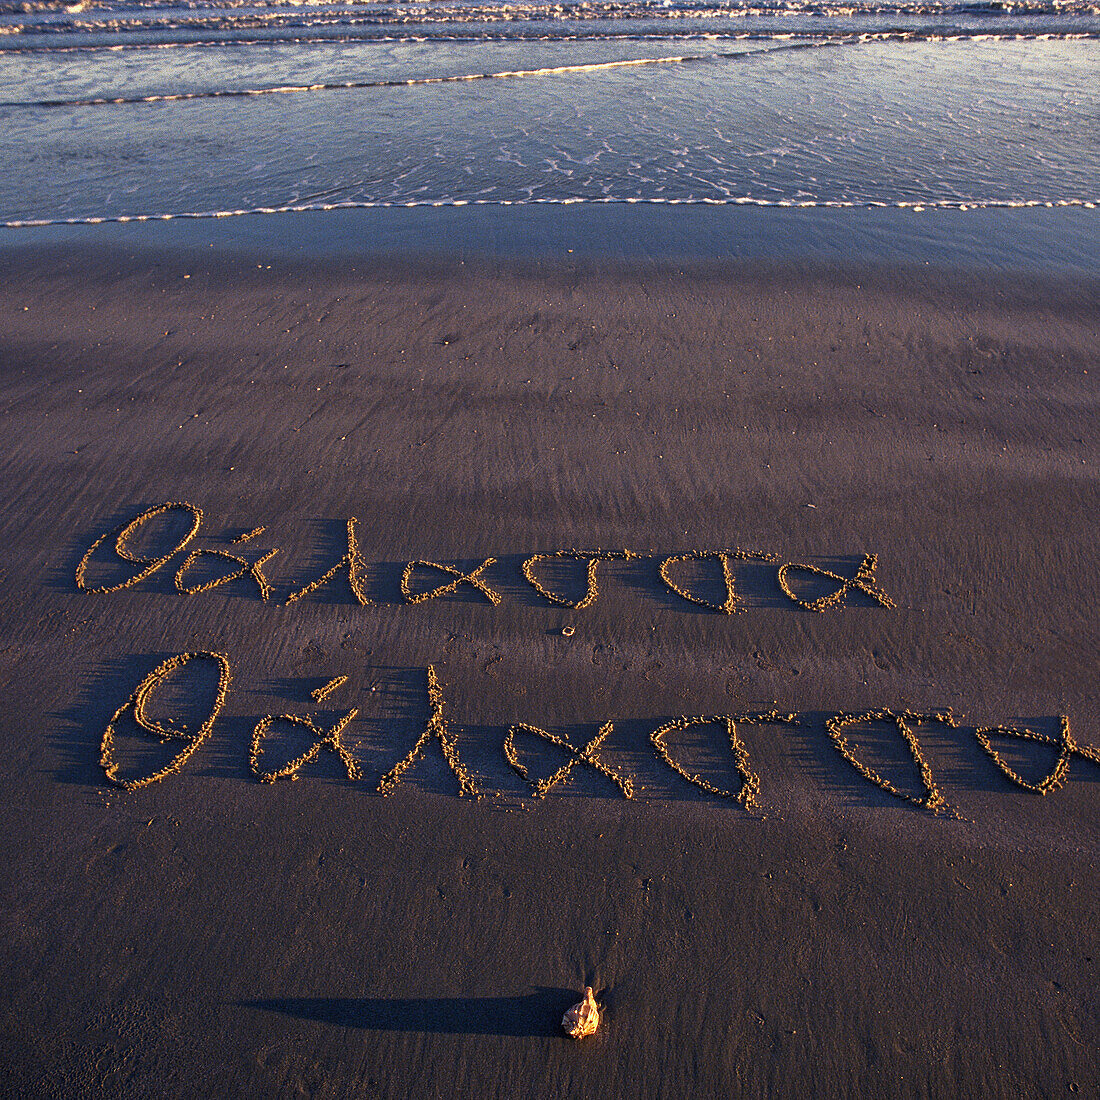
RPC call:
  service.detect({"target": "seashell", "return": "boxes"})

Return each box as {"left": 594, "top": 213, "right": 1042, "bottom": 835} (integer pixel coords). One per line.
{"left": 562, "top": 986, "right": 600, "bottom": 1039}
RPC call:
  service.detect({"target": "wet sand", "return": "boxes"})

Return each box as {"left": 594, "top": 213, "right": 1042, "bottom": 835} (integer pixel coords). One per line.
{"left": 0, "top": 242, "right": 1097, "bottom": 1097}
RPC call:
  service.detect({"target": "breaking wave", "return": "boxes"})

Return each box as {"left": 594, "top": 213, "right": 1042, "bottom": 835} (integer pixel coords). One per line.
{"left": 2, "top": 39, "right": 846, "bottom": 105}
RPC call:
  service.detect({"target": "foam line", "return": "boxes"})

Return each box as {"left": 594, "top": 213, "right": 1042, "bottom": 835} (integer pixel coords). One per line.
{"left": 2, "top": 27, "right": 1097, "bottom": 56}
{"left": 0, "top": 32, "right": 740, "bottom": 56}
{"left": 4, "top": 194, "right": 1097, "bottom": 230}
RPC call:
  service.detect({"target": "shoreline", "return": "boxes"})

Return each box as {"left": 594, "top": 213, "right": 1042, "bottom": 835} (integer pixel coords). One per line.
{"left": 5, "top": 201, "right": 1100, "bottom": 275}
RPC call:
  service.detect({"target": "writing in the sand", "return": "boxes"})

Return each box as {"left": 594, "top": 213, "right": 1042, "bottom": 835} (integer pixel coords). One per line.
{"left": 80, "top": 502, "right": 1099, "bottom": 811}
{"left": 76, "top": 501, "right": 897, "bottom": 614}
{"left": 99, "top": 654, "right": 1098, "bottom": 815}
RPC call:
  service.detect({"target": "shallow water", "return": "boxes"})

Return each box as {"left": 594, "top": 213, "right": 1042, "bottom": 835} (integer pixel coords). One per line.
{"left": 1, "top": 2, "right": 1098, "bottom": 228}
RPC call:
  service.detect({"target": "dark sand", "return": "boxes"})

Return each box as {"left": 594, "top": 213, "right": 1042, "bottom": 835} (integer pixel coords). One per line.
{"left": 0, "top": 243, "right": 1097, "bottom": 1098}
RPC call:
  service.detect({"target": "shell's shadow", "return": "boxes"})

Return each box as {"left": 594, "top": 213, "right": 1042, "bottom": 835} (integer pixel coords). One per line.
{"left": 241, "top": 986, "right": 577, "bottom": 1037}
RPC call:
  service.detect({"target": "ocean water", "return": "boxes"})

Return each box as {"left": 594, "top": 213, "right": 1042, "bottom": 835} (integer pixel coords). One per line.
{"left": 0, "top": 1, "right": 1098, "bottom": 232}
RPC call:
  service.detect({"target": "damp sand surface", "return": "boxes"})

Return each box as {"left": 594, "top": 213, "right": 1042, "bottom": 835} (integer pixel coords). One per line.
{"left": 0, "top": 244, "right": 1098, "bottom": 1097}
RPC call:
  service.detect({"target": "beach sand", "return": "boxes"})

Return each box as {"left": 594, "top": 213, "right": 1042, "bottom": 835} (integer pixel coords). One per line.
{"left": 0, "top": 241, "right": 1097, "bottom": 1097}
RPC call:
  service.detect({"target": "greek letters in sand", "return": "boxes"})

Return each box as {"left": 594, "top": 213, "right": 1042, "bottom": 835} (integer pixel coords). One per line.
{"left": 76, "top": 501, "right": 899, "bottom": 615}
{"left": 94, "top": 654, "right": 1098, "bottom": 814}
